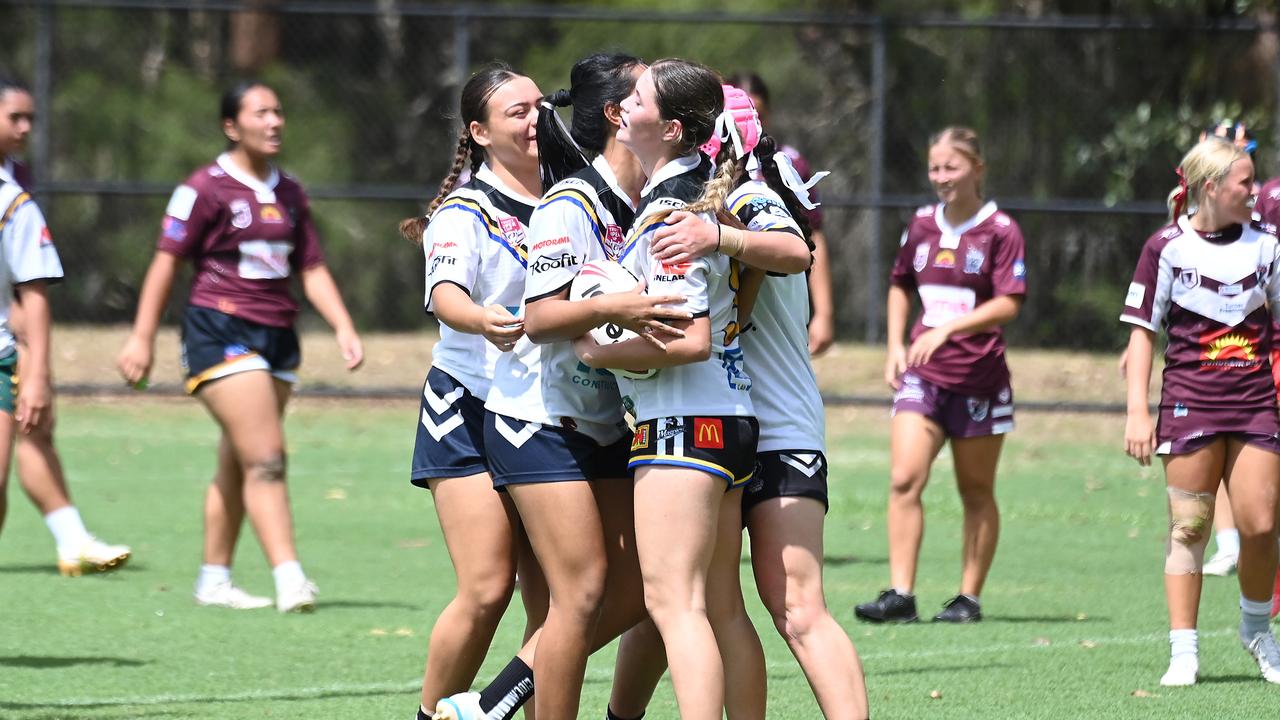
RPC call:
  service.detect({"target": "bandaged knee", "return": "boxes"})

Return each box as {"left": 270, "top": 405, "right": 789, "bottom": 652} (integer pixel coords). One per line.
{"left": 1165, "top": 487, "right": 1215, "bottom": 574}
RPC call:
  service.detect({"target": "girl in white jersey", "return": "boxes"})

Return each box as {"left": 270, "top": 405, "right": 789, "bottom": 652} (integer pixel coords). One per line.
{"left": 605, "top": 87, "right": 868, "bottom": 720}
{"left": 397, "top": 64, "right": 548, "bottom": 720}
{"left": 1122, "top": 137, "right": 1280, "bottom": 686}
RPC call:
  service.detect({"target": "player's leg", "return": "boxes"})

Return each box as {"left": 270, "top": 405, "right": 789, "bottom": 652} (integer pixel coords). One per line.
{"left": 1222, "top": 437, "right": 1280, "bottom": 683}
{"left": 940, "top": 432, "right": 1005, "bottom": 622}
{"left": 0, "top": 399, "right": 17, "bottom": 539}
{"left": 634, "top": 464, "right": 727, "bottom": 720}
{"left": 705, "top": 487, "right": 765, "bottom": 720}
{"left": 855, "top": 410, "right": 944, "bottom": 622}
{"left": 420, "top": 472, "right": 521, "bottom": 710}
{"left": 607, "top": 619, "right": 666, "bottom": 720}
{"left": 1204, "top": 480, "right": 1240, "bottom": 576}
{"left": 749, "top": 495, "right": 868, "bottom": 719}
{"left": 1158, "top": 438, "right": 1225, "bottom": 686}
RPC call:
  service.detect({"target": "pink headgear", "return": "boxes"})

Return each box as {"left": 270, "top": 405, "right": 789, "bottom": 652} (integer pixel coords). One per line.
{"left": 700, "top": 85, "right": 762, "bottom": 160}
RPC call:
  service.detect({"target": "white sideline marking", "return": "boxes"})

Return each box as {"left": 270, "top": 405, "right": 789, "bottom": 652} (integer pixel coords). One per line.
{"left": 26, "top": 628, "right": 1242, "bottom": 708}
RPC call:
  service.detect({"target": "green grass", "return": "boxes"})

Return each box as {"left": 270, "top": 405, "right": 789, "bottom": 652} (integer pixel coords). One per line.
{"left": 0, "top": 400, "right": 1274, "bottom": 719}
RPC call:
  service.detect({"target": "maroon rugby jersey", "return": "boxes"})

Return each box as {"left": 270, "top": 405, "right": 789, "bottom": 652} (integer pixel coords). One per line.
{"left": 1254, "top": 176, "right": 1280, "bottom": 229}
{"left": 1120, "top": 216, "right": 1280, "bottom": 411}
{"left": 890, "top": 201, "right": 1027, "bottom": 394}
{"left": 157, "top": 154, "right": 325, "bottom": 328}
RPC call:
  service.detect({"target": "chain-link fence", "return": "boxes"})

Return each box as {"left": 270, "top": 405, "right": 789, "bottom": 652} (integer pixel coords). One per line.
{"left": 3, "top": 1, "right": 1277, "bottom": 350}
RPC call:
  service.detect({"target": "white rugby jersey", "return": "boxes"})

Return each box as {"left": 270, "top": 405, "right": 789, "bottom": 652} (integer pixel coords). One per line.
{"left": 616, "top": 152, "right": 754, "bottom": 422}
{"left": 0, "top": 176, "right": 64, "bottom": 358}
{"left": 486, "top": 156, "right": 637, "bottom": 442}
{"left": 730, "top": 181, "right": 824, "bottom": 453}
{"left": 424, "top": 164, "right": 535, "bottom": 399}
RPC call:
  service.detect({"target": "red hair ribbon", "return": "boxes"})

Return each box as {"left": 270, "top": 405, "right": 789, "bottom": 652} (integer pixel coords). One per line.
{"left": 1172, "top": 166, "right": 1189, "bottom": 218}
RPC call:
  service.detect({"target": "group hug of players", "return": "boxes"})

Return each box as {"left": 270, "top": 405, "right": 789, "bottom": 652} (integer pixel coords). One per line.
{"left": 1, "top": 47, "right": 1279, "bottom": 720}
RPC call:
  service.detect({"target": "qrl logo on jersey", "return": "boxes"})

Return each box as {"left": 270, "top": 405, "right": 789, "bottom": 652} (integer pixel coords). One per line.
{"left": 230, "top": 199, "right": 253, "bottom": 229}
{"left": 693, "top": 417, "right": 724, "bottom": 449}
{"left": 606, "top": 225, "right": 624, "bottom": 257}
{"left": 912, "top": 244, "right": 929, "bottom": 272}
{"left": 499, "top": 216, "right": 527, "bottom": 245}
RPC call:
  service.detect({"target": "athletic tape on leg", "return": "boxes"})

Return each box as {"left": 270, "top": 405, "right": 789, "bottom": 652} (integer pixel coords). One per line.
{"left": 1165, "top": 487, "right": 1215, "bottom": 575}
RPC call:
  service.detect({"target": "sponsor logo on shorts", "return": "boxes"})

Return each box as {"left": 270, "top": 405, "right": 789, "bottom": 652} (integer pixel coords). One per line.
{"left": 966, "top": 398, "right": 989, "bottom": 422}
{"left": 656, "top": 420, "right": 685, "bottom": 442}
{"left": 530, "top": 252, "right": 578, "bottom": 273}
{"left": 1173, "top": 402, "right": 1189, "bottom": 418}
{"left": 230, "top": 199, "right": 253, "bottom": 229}
{"left": 499, "top": 216, "right": 527, "bottom": 244}
{"left": 531, "top": 236, "right": 570, "bottom": 251}
{"left": 693, "top": 417, "right": 724, "bottom": 449}
{"left": 260, "top": 205, "right": 285, "bottom": 224}
{"left": 631, "top": 424, "right": 650, "bottom": 451}
{"left": 913, "top": 244, "right": 929, "bottom": 272}
{"left": 933, "top": 249, "right": 955, "bottom": 269}
{"left": 964, "top": 246, "right": 985, "bottom": 274}
{"left": 998, "top": 386, "right": 1011, "bottom": 403}
{"left": 162, "top": 216, "right": 187, "bottom": 242}
{"left": 223, "top": 344, "right": 252, "bottom": 362}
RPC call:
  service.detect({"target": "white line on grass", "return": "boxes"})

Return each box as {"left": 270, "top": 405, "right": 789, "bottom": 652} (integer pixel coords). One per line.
{"left": 23, "top": 627, "right": 1241, "bottom": 709}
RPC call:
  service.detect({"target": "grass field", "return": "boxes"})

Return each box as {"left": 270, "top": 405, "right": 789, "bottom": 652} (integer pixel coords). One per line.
{"left": 1, "top": 393, "right": 1276, "bottom": 717}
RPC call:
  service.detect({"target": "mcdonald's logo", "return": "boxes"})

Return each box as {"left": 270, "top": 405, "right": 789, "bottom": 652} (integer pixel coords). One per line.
{"left": 693, "top": 417, "right": 724, "bottom": 449}
{"left": 631, "top": 424, "right": 650, "bottom": 451}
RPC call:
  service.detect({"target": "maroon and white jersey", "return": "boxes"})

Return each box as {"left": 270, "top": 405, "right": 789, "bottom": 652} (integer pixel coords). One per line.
{"left": 1120, "top": 215, "right": 1280, "bottom": 411}
{"left": 157, "top": 153, "right": 325, "bottom": 328}
{"left": 1253, "top": 176, "right": 1280, "bottom": 229}
{"left": 890, "top": 201, "right": 1027, "bottom": 394}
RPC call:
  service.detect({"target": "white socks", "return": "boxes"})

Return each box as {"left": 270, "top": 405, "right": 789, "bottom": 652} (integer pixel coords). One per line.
{"left": 45, "top": 506, "right": 92, "bottom": 557}
{"left": 1216, "top": 528, "right": 1240, "bottom": 556}
{"left": 272, "top": 560, "right": 306, "bottom": 593}
{"left": 1169, "top": 628, "right": 1198, "bottom": 660}
{"left": 1241, "top": 595, "right": 1272, "bottom": 642}
{"left": 196, "top": 564, "right": 232, "bottom": 594}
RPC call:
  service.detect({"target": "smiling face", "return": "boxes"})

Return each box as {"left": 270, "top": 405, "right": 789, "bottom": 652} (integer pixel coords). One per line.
{"left": 470, "top": 75, "right": 541, "bottom": 170}
{"left": 1204, "top": 157, "right": 1256, "bottom": 226}
{"left": 928, "top": 141, "right": 984, "bottom": 207}
{"left": 617, "top": 68, "right": 677, "bottom": 166}
{"left": 0, "top": 88, "right": 34, "bottom": 160}
{"left": 223, "top": 86, "right": 284, "bottom": 159}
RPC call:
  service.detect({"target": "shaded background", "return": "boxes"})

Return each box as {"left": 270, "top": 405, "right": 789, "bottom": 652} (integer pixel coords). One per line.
{"left": 3, "top": 0, "right": 1279, "bottom": 351}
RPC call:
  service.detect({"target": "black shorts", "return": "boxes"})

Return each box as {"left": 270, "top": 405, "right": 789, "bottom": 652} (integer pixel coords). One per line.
{"left": 743, "top": 450, "right": 829, "bottom": 515}
{"left": 628, "top": 415, "right": 759, "bottom": 489}
{"left": 410, "top": 367, "right": 489, "bottom": 486}
{"left": 485, "top": 410, "right": 632, "bottom": 487}
{"left": 181, "top": 305, "right": 300, "bottom": 394}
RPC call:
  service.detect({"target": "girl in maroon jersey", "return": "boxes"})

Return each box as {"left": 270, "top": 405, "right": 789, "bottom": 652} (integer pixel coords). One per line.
{"left": 117, "top": 81, "right": 364, "bottom": 613}
{"left": 1122, "top": 137, "right": 1280, "bottom": 686}
{"left": 855, "top": 127, "right": 1026, "bottom": 625}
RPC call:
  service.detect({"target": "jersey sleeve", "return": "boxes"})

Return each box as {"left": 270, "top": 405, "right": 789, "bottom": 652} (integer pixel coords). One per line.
{"left": 730, "top": 190, "right": 803, "bottom": 237}
{"left": 1, "top": 194, "right": 64, "bottom": 285}
{"left": 422, "top": 202, "right": 484, "bottom": 311}
{"left": 991, "top": 221, "right": 1028, "bottom": 297}
{"left": 649, "top": 255, "right": 711, "bottom": 318}
{"left": 157, "top": 179, "right": 216, "bottom": 258}
{"left": 525, "top": 189, "right": 596, "bottom": 303}
{"left": 889, "top": 222, "right": 920, "bottom": 291}
{"left": 1120, "top": 235, "right": 1171, "bottom": 332}
{"left": 289, "top": 193, "right": 326, "bottom": 271}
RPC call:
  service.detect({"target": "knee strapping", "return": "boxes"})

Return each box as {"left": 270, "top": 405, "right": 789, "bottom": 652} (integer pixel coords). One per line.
{"left": 1165, "top": 487, "right": 1215, "bottom": 574}
{"left": 248, "top": 454, "right": 287, "bottom": 483}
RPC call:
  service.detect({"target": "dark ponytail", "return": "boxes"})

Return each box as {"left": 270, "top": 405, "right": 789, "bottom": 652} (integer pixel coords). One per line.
{"left": 753, "top": 134, "right": 814, "bottom": 248}
{"left": 537, "top": 53, "right": 644, "bottom": 190}
{"left": 400, "top": 62, "right": 524, "bottom": 243}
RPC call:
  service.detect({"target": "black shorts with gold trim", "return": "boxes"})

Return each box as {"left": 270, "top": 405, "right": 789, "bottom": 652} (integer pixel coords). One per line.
{"left": 627, "top": 415, "right": 759, "bottom": 489}
{"left": 181, "top": 305, "right": 301, "bottom": 394}
{"left": 742, "top": 450, "right": 829, "bottom": 514}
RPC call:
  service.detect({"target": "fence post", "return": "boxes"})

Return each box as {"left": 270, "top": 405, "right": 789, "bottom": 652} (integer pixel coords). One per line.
{"left": 33, "top": 1, "right": 54, "bottom": 197}
{"left": 452, "top": 10, "right": 471, "bottom": 114}
{"left": 865, "top": 16, "right": 887, "bottom": 343}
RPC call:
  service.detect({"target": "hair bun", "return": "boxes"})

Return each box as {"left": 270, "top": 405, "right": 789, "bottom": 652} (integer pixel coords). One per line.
{"left": 549, "top": 88, "right": 573, "bottom": 107}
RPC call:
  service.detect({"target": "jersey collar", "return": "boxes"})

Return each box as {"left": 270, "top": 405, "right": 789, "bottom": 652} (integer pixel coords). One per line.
{"left": 216, "top": 152, "right": 280, "bottom": 203}
{"left": 475, "top": 163, "right": 539, "bottom": 207}
{"left": 640, "top": 152, "right": 704, "bottom": 199}
{"left": 592, "top": 155, "right": 636, "bottom": 211}
{"left": 0, "top": 159, "right": 15, "bottom": 186}
{"left": 934, "top": 200, "right": 998, "bottom": 248}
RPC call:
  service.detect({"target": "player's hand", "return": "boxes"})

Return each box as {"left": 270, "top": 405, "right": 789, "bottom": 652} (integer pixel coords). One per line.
{"left": 652, "top": 211, "right": 718, "bottom": 264}
{"left": 116, "top": 334, "right": 154, "bottom": 387}
{"left": 15, "top": 377, "right": 52, "bottom": 435}
{"left": 1117, "top": 348, "right": 1129, "bottom": 379}
{"left": 482, "top": 304, "right": 524, "bottom": 353}
{"left": 885, "top": 345, "right": 908, "bottom": 390}
{"left": 808, "top": 314, "right": 835, "bottom": 357}
{"left": 906, "top": 327, "right": 949, "bottom": 367}
{"left": 1124, "top": 411, "right": 1156, "bottom": 466}
{"left": 603, "top": 281, "right": 690, "bottom": 345}
{"left": 336, "top": 327, "right": 364, "bottom": 371}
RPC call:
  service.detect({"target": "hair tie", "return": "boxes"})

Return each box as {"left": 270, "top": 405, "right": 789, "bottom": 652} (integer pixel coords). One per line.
{"left": 1172, "top": 166, "right": 1189, "bottom": 218}
{"left": 549, "top": 89, "right": 572, "bottom": 107}
{"left": 538, "top": 99, "right": 589, "bottom": 167}
{"left": 774, "top": 152, "right": 830, "bottom": 210}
